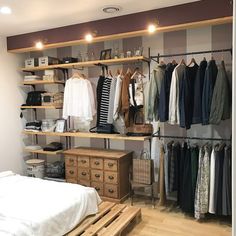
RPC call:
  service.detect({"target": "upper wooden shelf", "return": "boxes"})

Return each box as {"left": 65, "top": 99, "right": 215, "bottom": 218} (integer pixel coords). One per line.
{"left": 22, "top": 80, "right": 65, "bottom": 85}
{"left": 20, "top": 56, "right": 150, "bottom": 72}
{"left": 23, "top": 130, "right": 151, "bottom": 141}
{"left": 21, "top": 105, "right": 62, "bottom": 109}
{"left": 24, "top": 148, "right": 64, "bottom": 155}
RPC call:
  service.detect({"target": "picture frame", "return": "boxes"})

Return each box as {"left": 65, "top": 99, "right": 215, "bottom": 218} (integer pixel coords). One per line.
{"left": 55, "top": 119, "right": 65, "bottom": 133}
{"left": 100, "top": 49, "right": 112, "bottom": 60}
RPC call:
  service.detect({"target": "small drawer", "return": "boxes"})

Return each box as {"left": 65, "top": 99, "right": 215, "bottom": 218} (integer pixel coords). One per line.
{"left": 104, "top": 159, "right": 118, "bottom": 172}
{"left": 66, "top": 178, "right": 77, "bottom": 184}
{"left": 91, "top": 158, "right": 103, "bottom": 170}
{"left": 66, "top": 167, "right": 77, "bottom": 179}
{"left": 104, "top": 184, "right": 118, "bottom": 199}
{"left": 65, "top": 155, "right": 77, "bottom": 167}
{"left": 78, "top": 180, "right": 90, "bottom": 187}
{"left": 78, "top": 156, "right": 90, "bottom": 168}
{"left": 91, "top": 182, "right": 104, "bottom": 196}
{"left": 78, "top": 168, "right": 90, "bottom": 181}
{"left": 104, "top": 171, "right": 118, "bottom": 184}
{"left": 91, "top": 170, "right": 103, "bottom": 182}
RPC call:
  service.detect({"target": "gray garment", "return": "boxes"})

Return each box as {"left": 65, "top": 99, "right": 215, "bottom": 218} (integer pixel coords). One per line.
{"left": 222, "top": 145, "right": 231, "bottom": 216}
{"left": 146, "top": 64, "right": 166, "bottom": 121}
{"left": 107, "top": 77, "right": 117, "bottom": 124}
{"left": 209, "top": 61, "right": 231, "bottom": 124}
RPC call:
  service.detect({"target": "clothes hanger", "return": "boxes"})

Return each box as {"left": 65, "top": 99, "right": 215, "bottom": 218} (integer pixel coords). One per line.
{"left": 108, "top": 69, "right": 113, "bottom": 77}
{"left": 180, "top": 58, "right": 186, "bottom": 65}
{"left": 172, "top": 59, "right": 177, "bottom": 65}
{"left": 187, "top": 57, "right": 196, "bottom": 67}
{"left": 72, "top": 71, "right": 83, "bottom": 79}
{"left": 203, "top": 57, "right": 206, "bottom": 61}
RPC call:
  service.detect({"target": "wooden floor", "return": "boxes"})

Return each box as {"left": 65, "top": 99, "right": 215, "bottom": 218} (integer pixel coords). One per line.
{"left": 126, "top": 199, "right": 231, "bottom": 236}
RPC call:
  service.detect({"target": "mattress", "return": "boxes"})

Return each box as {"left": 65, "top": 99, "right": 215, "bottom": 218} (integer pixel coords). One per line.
{"left": 0, "top": 171, "right": 101, "bottom": 236}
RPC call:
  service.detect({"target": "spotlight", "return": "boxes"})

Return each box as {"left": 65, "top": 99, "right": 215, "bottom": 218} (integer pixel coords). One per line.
{"left": 85, "top": 33, "right": 93, "bottom": 42}
{"left": 148, "top": 24, "right": 157, "bottom": 33}
{"left": 35, "top": 41, "right": 44, "bottom": 50}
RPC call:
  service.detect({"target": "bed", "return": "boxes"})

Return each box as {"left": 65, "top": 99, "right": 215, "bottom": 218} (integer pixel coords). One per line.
{"left": 0, "top": 171, "right": 101, "bottom": 236}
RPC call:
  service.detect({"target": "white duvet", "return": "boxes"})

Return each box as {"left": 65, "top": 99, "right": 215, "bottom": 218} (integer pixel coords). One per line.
{"left": 0, "top": 171, "right": 101, "bottom": 236}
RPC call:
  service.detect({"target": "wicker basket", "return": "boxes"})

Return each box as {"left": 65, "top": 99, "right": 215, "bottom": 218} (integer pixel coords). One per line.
{"left": 132, "top": 151, "right": 152, "bottom": 185}
{"left": 41, "top": 93, "right": 63, "bottom": 106}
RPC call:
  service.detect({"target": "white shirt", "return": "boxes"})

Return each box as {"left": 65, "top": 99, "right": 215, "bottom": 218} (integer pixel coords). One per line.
{"left": 209, "top": 148, "right": 216, "bottom": 214}
{"left": 113, "top": 75, "right": 123, "bottom": 120}
{"left": 63, "top": 78, "right": 96, "bottom": 121}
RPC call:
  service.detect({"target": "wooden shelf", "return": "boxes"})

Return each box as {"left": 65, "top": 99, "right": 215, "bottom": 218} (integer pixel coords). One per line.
{"left": 20, "top": 56, "right": 150, "bottom": 72}
{"left": 22, "top": 80, "right": 65, "bottom": 85}
{"left": 24, "top": 149, "right": 64, "bottom": 155}
{"left": 21, "top": 105, "right": 62, "bottom": 109}
{"left": 23, "top": 130, "right": 151, "bottom": 141}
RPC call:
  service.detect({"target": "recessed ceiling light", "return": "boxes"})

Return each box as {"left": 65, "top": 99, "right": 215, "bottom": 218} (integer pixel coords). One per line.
{"left": 0, "top": 6, "right": 12, "bottom": 14}
{"left": 85, "top": 33, "right": 93, "bottom": 42}
{"left": 35, "top": 41, "right": 44, "bottom": 50}
{"left": 102, "top": 6, "right": 121, "bottom": 14}
{"left": 148, "top": 24, "right": 157, "bottom": 33}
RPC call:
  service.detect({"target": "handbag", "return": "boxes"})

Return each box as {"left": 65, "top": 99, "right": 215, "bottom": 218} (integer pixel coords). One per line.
{"left": 132, "top": 150, "right": 153, "bottom": 185}
{"left": 25, "top": 91, "right": 45, "bottom": 106}
{"left": 89, "top": 124, "right": 115, "bottom": 134}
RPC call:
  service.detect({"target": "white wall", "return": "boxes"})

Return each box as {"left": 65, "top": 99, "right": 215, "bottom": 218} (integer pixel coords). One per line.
{"left": 0, "top": 37, "right": 26, "bottom": 174}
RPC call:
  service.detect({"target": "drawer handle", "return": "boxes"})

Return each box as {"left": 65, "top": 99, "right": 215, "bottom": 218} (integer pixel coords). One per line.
{"left": 69, "top": 159, "right": 74, "bottom": 163}
{"left": 95, "top": 174, "right": 100, "bottom": 178}
{"left": 108, "top": 176, "right": 114, "bottom": 180}
{"left": 81, "top": 172, "right": 87, "bottom": 176}
{"left": 69, "top": 170, "right": 74, "bottom": 174}
{"left": 95, "top": 187, "right": 100, "bottom": 191}
{"left": 94, "top": 161, "right": 100, "bottom": 165}
{"left": 81, "top": 160, "right": 87, "bottom": 164}
{"left": 108, "top": 189, "right": 114, "bottom": 193}
{"left": 108, "top": 163, "right": 114, "bottom": 167}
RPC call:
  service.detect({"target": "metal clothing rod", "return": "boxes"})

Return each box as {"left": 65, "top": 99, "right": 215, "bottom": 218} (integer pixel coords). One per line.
{"left": 151, "top": 48, "right": 232, "bottom": 60}
{"left": 152, "top": 134, "right": 231, "bottom": 142}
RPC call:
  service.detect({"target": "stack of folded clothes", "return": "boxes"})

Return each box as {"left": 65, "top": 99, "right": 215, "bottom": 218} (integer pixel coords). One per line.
{"left": 46, "top": 161, "right": 65, "bottom": 178}
{"left": 43, "top": 142, "right": 63, "bottom": 151}
{"left": 25, "top": 121, "right": 42, "bottom": 132}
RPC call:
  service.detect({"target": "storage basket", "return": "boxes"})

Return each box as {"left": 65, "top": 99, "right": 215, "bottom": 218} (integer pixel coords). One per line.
{"left": 132, "top": 150, "right": 152, "bottom": 185}
{"left": 26, "top": 159, "right": 45, "bottom": 179}
{"left": 41, "top": 92, "right": 63, "bottom": 106}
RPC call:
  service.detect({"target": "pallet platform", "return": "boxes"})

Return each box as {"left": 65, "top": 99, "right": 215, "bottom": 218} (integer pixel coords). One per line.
{"left": 67, "top": 201, "right": 141, "bottom": 236}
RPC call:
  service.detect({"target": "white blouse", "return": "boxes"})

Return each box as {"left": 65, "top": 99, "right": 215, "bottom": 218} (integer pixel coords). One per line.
{"left": 63, "top": 78, "right": 96, "bottom": 121}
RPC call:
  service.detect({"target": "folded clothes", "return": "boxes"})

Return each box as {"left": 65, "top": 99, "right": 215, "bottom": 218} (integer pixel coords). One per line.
{"left": 43, "top": 142, "right": 63, "bottom": 151}
{"left": 25, "top": 121, "right": 42, "bottom": 131}
{"left": 25, "top": 145, "right": 42, "bottom": 150}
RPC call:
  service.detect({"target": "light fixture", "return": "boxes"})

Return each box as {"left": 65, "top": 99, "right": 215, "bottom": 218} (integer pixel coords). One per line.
{"left": 35, "top": 41, "right": 44, "bottom": 50}
{"left": 85, "top": 33, "right": 93, "bottom": 42}
{"left": 0, "top": 6, "right": 12, "bottom": 14}
{"left": 102, "top": 5, "right": 121, "bottom": 14}
{"left": 148, "top": 24, "right": 157, "bottom": 34}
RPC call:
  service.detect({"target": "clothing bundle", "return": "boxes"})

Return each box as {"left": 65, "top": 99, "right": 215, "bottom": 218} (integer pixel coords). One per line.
{"left": 62, "top": 76, "right": 96, "bottom": 121}
{"left": 157, "top": 141, "right": 231, "bottom": 219}
{"left": 94, "top": 69, "right": 145, "bottom": 134}
{"left": 25, "top": 121, "right": 42, "bottom": 131}
{"left": 146, "top": 60, "right": 231, "bottom": 129}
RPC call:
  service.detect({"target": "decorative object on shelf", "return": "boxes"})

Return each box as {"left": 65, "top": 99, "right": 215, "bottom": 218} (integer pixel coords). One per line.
{"left": 41, "top": 92, "right": 63, "bottom": 106}
{"left": 126, "top": 50, "right": 132, "bottom": 58}
{"left": 134, "top": 47, "right": 143, "bottom": 56}
{"left": 119, "top": 52, "right": 124, "bottom": 58}
{"left": 38, "top": 56, "right": 60, "bottom": 66}
{"left": 55, "top": 119, "right": 66, "bottom": 133}
{"left": 24, "top": 58, "right": 39, "bottom": 68}
{"left": 89, "top": 51, "right": 96, "bottom": 61}
{"left": 26, "top": 159, "right": 45, "bottom": 179}
{"left": 114, "top": 48, "right": 119, "bottom": 59}
{"left": 62, "top": 57, "right": 78, "bottom": 64}
{"left": 100, "top": 49, "right": 112, "bottom": 60}
{"left": 41, "top": 119, "right": 56, "bottom": 132}
{"left": 43, "top": 69, "right": 59, "bottom": 81}
{"left": 77, "top": 51, "right": 82, "bottom": 62}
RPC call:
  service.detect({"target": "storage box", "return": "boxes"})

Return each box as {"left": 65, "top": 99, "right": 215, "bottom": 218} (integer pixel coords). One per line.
{"left": 43, "top": 70, "right": 59, "bottom": 81}
{"left": 25, "top": 58, "right": 38, "bottom": 68}
{"left": 39, "top": 56, "right": 60, "bottom": 66}
{"left": 41, "top": 92, "right": 63, "bottom": 106}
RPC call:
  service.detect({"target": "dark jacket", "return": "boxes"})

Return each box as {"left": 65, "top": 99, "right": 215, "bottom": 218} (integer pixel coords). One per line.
{"left": 209, "top": 61, "right": 231, "bottom": 124}
{"left": 159, "top": 63, "right": 177, "bottom": 122}
{"left": 179, "top": 63, "right": 199, "bottom": 129}
{"left": 192, "top": 60, "right": 207, "bottom": 124}
{"left": 202, "top": 60, "right": 218, "bottom": 125}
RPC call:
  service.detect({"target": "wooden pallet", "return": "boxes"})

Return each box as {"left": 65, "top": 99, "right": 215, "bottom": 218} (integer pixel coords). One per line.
{"left": 67, "top": 201, "right": 141, "bottom": 236}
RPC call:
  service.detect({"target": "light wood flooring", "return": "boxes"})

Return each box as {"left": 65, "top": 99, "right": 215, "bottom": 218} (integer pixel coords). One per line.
{"left": 125, "top": 199, "right": 231, "bottom": 236}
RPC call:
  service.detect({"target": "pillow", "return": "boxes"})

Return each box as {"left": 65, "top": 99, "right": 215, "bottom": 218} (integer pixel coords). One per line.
{"left": 0, "top": 171, "right": 15, "bottom": 178}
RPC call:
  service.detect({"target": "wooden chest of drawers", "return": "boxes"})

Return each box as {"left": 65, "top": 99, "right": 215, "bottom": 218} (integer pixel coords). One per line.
{"left": 64, "top": 147, "right": 132, "bottom": 202}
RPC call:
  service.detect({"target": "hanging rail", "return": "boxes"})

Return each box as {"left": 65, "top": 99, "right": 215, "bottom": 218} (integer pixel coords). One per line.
{"left": 152, "top": 130, "right": 231, "bottom": 142}
{"left": 150, "top": 48, "right": 232, "bottom": 63}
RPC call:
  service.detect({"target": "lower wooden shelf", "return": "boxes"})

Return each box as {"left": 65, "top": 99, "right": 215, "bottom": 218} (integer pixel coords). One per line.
{"left": 21, "top": 105, "right": 62, "bottom": 109}
{"left": 24, "top": 148, "right": 64, "bottom": 155}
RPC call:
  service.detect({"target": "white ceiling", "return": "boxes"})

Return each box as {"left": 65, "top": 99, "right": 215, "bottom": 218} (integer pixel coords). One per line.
{"left": 0, "top": 0, "right": 200, "bottom": 37}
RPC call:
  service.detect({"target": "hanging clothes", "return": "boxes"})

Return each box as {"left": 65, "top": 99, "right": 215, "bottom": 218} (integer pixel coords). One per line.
{"left": 96, "top": 76, "right": 105, "bottom": 126}
{"left": 107, "top": 77, "right": 117, "bottom": 124}
{"left": 63, "top": 77, "right": 96, "bottom": 121}
{"left": 159, "top": 63, "right": 177, "bottom": 122}
{"left": 194, "top": 144, "right": 211, "bottom": 220}
{"left": 146, "top": 64, "right": 166, "bottom": 121}
{"left": 113, "top": 74, "right": 123, "bottom": 120}
{"left": 179, "top": 63, "right": 199, "bottom": 129}
{"left": 158, "top": 144, "right": 166, "bottom": 206}
{"left": 168, "top": 64, "right": 186, "bottom": 125}
{"left": 191, "top": 146, "right": 199, "bottom": 204}
{"left": 209, "top": 61, "right": 231, "bottom": 125}
{"left": 192, "top": 60, "right": 208, "bottom": 124}
{"left": 202, "top": 60, "right": 218, "bottom": 125}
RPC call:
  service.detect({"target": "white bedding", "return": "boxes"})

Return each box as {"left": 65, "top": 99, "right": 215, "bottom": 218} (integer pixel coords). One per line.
{"left": 0, "top": 171, "right": 101, "bottom": 236}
